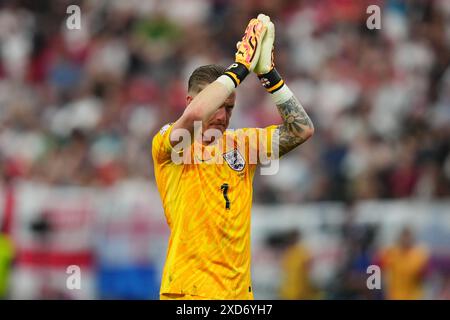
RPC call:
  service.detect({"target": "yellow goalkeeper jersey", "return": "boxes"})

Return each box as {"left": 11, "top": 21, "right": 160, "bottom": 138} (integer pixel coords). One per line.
{"left": 152, "top": 123, "right": 276, "bottom": 299}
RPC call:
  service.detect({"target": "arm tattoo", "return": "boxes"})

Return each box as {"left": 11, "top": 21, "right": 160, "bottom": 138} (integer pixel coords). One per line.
{"left": 273, "top": 95, "right": 314, "bottom": 157}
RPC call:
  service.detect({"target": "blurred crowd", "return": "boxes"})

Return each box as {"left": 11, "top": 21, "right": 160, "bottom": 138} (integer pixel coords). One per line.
{"left": 0, "top": 0, "right": 449, "bottom": 203}
{"left": 276, "top": 225, "right": 450, "bottom": 300}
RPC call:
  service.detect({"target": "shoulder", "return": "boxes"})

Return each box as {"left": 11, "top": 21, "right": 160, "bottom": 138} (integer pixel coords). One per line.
{"left": 158, "top": 123, "right": 172, "bottom": 136}
{"left": 413, "top": 245, "right": 430, "bottom": 259}
{"left": 152, "top": 123, "right": 174, "bottom": 144}
{"left": 154, "top": 123, "right": 173, "bottom": 139}
{"left": 152, "top": 123, "right": 177, "bottom": 163}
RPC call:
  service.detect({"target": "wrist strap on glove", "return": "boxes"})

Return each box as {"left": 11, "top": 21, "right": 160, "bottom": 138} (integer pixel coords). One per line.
{"left": 258, "top": 68, "right": 284, "bottom": 93}
{"left": 224, "top": 62, "right": 250, "bottom": 88}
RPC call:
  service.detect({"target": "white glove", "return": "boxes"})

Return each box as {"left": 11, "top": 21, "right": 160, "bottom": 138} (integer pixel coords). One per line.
{"left": 254, "top": 13, "right": 275, "bottom": 75}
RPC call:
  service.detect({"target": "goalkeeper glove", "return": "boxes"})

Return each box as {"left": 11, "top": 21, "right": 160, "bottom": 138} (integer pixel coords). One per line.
{"left": 254, "top": 14, "right": 285, "bottom": 94}
{"left": 223, "top": 18, "right": 267, "bottom": 88}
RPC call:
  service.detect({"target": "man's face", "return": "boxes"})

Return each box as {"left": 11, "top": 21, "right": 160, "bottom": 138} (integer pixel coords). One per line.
{"left": 204, "top": 94, "right": 236, "bottom": 133}
{"left": 187, "top": 84, "right": 236, "bottom": 134}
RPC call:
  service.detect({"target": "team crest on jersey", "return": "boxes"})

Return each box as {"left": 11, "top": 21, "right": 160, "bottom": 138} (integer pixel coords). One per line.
{"left": 223, "top": 149, "right": 245, "bottom": 172}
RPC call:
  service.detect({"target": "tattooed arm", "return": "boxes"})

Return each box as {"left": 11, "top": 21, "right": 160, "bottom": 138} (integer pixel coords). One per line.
{"left": 252, "top": 15, "right": 314, "bottom": 158}
{"left": 273, "top": 93, "right": 314, "bottom": 157}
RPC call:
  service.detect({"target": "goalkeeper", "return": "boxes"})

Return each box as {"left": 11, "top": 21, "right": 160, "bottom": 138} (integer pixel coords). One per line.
{"left": 152, "top": 14, "right": 314, "bottom": 300}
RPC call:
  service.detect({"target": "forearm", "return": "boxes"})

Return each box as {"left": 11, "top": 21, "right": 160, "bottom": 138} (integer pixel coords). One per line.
{"left": 170, "top": 76, "right": 235, "bottom": 146}
{"left": 252, "top": 14, "right": 314, "bottom": 157}
{"left": 272, "top": 84, "right": 314, "bottom": 157}
{"left": 186, "top": 76, "right": 235, "bottom": 124}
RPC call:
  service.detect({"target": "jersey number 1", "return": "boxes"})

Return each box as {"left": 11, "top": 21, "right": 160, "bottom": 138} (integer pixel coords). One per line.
{"left": 221, "top": 183, "right": 230, "bottom": 210}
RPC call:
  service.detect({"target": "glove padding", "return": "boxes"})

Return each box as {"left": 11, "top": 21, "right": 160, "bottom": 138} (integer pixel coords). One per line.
{"left": 235, "top": 18, "right": 267, "bottom": 72}
{"left": 254, "top": 14, "right": 275, "bottom": 75}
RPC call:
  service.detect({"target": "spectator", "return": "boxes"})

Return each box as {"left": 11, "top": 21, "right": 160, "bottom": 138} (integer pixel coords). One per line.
{"left": 377, "top": 227, "right": 430, "bottom": 300}
{"left": 278, "top": 230, "right": 316, "bottom": 300}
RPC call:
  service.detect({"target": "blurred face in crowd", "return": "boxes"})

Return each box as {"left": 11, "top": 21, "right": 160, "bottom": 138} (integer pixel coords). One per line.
{"left": 186, "top": 82, "right": 236, "bottom": 135}
{"left": 399, "top": 228, "right": 414, "bottom": 249}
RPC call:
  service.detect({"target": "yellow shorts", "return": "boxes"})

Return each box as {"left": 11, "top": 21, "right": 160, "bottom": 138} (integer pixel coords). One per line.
{"left": 160, "top": 293, "right": 210, "bottom": 300}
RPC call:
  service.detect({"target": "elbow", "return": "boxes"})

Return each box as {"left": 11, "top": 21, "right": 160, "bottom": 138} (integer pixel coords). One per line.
{"left": 301, "top": 123, "right": 315, "bottom": 141}
{"left": 306, "top": 125, "right": 315, "bottom": 139}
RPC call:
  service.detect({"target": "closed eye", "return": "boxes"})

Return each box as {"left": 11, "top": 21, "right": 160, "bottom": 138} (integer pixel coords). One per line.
{"left": 226, "top": 105, "right": 234, "bottom": 112}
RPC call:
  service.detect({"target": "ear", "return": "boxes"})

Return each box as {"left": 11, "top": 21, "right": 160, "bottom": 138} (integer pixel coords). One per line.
{"left": 186, "top": 95, "right": 193, "bottom": 105}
